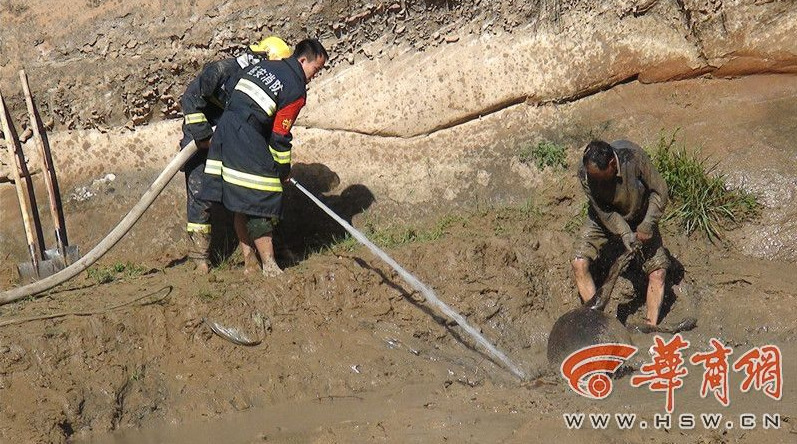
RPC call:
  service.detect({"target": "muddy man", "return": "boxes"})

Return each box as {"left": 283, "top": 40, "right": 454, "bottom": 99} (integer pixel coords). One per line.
{"left": 571, "top": 140, "right": 670, "bottom": 326}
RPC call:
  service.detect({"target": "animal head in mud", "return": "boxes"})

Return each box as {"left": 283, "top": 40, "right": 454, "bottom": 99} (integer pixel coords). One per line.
{"left": 546, "top": 306, "right": 633, "bottom": 367}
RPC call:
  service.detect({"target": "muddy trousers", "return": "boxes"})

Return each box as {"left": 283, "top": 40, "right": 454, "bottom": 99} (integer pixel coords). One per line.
{"left": 184, "top": 154, "right": 213, "bottom": 262}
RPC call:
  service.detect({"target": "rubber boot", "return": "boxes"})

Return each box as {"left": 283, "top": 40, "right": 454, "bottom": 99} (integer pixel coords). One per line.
{"left": 188, "top": 232, "right": 211, "bottom": 274}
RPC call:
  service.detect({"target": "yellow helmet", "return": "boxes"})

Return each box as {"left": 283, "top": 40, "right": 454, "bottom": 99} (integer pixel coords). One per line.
{"left": 249, "top": 36, "right": 291, "bottom": 60}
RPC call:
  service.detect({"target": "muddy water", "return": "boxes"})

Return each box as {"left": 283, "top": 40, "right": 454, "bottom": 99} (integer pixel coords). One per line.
{"left": 83, "top": 383, "right": 522, "bottom": 443}
{"left": 85, "top": 344, "right": 797, "bottom": 443}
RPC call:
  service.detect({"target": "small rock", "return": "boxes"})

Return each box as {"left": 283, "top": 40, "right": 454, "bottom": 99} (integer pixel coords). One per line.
{"left": 229, "top": 396, "right": 251, "bottom": 411}
{"left": 19, "top": 128, "right": 33, "bottom": 143}
{"left": 445, "top": 35, "right": 460, "bottom": 43}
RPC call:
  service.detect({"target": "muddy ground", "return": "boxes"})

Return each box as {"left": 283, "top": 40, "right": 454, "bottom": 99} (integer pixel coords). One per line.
{"left": 0, "top": 0, "right": 796, "bottom": 443}
{"left": 0, "top": 73, "right": 795, "bottom": 443}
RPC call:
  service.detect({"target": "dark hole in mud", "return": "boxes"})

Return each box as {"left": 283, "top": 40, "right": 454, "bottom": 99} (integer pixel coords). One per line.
{"left": 58, "top": 419, "right": 74, "bottom": 438}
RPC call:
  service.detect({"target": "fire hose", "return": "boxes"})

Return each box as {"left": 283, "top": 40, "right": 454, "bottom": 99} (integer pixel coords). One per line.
{"left": 0, "top": 142, "right": 198, "bottom": 305}
{"left": 289, "top": 178, "right": 526, "bottom": 379}
{"left": 0, "top": 146, "right": 527, "bottom": 379}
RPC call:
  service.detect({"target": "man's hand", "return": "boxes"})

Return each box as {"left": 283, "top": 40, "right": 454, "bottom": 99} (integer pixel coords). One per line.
{"left": 279, "top": 165, "right": 292, "bottom": 184}
{"left": 196, "top": 138, "right": 211, "bottom": 151}
{"left": 621, "top": 232, "right": 637, "bottom": 251}
{"left": 636, "top": 230, "right": 653, "bottom": 243}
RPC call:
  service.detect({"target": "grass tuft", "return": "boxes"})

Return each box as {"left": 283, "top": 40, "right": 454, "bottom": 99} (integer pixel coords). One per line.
{"left": 519, "top": 140, "right": 568, "bottom": 171}
{"left": 319, "top": 213, "right": 466, "bottom": 253}
{"left": 648, "top": 133, "right": 760, "bottom": 241}
{"left": 86, "top": 262, "right": 148, "bottom": 284}
{"left": 564, "top": 200, "right": 589, "bottom": 234}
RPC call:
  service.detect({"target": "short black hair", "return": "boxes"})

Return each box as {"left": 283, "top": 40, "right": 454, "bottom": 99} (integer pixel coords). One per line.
{"left": 293, "top": 39, "right": 328, "bottom": 61}
{"left": 583, "top": 140, "right": 615, "bottom": 170}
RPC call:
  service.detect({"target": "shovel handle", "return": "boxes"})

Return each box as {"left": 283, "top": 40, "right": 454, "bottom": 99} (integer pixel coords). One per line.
{"left": 20, "top": 69, "right": 69, "bottom": 253}
{"left": 586, "top": 249, "right": 636, "bottom": 311}
{"left": 0, "top": 89, "right": 41, "bottom": 271}
{"left": 0, "top": 141, "right": 198, "bottom": 304}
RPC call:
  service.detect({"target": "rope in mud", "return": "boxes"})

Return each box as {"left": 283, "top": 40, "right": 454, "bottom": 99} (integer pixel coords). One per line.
{"left": 290, "top": 178, "right": 527, "bottom": 380}
{"left": 0, "top": 285, "right": 172, "bottom": 327}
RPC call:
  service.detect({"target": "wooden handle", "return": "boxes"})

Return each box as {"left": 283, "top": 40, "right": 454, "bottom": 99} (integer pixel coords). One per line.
{"left": 0, "top": 142, "right": 198, "bottom": 304}
{"left": 19, "top": 69, "right": 69, "bottom": 253}
{"left": 0, "top": 90, "right": 41, "bottom": 268}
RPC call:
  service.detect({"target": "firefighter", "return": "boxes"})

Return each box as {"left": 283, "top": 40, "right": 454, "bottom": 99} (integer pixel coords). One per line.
{"left": 179, "top": 36, "right": 291, "bottom": 274}
{"left": 200, "top": 39, "right": 328, "bottom": 276}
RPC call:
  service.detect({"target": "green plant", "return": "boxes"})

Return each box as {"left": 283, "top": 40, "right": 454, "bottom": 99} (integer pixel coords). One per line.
{"left": 86, "top": 267, "right": 116, "bottom": 284}
{"left": 518, "top": 140, "right": 568, "bottom": 171}
{"left": 321, "top": 234, "right": 360, "bottom": 254}
{"left": 564, "top": 200, "right": 589, "bottom": 233}
{"left": 426, "top": 214, "right": 464, "bottom": 240}
{"left": 129, "top": 365, "right": 145, "bottom": 382}
{"left": 215, "top": 249, "right": 242, "bottom": 271}
{"left": 196, "top": 289, "right": 218, "bottom": 301}
{"left": 86, "top": 262, "right": 148, "bottom": 284}
{"left": 648, "top": 133, "right": 760, "bottom": 241}
{"left": 350, "top": 213, "right": 465, "bottom": 249}
{"left": 517, "top": 199, "right": 543, "bottom": 219}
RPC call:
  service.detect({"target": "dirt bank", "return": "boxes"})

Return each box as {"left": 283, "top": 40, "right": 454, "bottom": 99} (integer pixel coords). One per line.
{"left": 0, "top": 0, "right": 795, "bottom": 138}
{"left": 0, "top": 1, "right": 796, "bottom": 442}
{"left": 0, "top": 73, "right": 795, "bottom": 442}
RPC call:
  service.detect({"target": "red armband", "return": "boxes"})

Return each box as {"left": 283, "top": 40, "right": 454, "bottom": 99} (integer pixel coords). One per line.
{"left": 273, "top": 96, "right": 306, "bottom": 136}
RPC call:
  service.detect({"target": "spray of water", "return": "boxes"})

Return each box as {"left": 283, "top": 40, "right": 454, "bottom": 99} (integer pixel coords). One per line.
{"left": 290, "top": 179, "right": 526, "bottom": 380}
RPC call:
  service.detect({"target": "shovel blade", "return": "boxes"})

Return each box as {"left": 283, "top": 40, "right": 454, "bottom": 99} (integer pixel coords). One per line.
{"left": 43, "top": 245, "right": 80, "bottom": 265}
{"left": 16, "top": 259, "right": 62, "bottom": 283}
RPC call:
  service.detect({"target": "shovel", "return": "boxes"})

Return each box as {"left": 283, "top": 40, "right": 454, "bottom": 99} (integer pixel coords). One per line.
{"left": 19, "top": 69, "right": 80, "bottom": 267}
{"left": 0, "top": 90, "right": 59, "bottom": 281}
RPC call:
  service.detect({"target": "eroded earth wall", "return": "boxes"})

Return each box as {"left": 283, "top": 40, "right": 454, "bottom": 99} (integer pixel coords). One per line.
{"left": 1, "top": 0, "right": 796, "bottom": 266}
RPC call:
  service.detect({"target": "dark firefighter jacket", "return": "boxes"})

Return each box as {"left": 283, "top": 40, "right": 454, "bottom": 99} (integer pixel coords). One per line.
{"left": 200, "top": 57, "right": 307, "bottom": 218}
{"left": 179, "top": 52, "right": 263, "bottom": 144}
